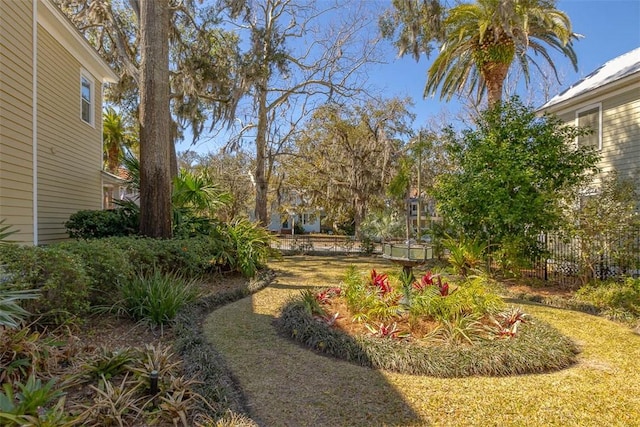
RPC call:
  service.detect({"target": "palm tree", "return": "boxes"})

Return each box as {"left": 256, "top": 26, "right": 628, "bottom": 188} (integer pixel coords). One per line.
{"left": 103, "top": 107, "right": 137, "bottom": 174}
{"left": 425, "top": 0, "right": 578, "bottom": 106}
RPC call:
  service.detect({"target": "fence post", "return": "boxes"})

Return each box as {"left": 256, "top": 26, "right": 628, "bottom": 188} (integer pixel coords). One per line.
{"left": 544, "top": 232, "right": 548, "bottom": 281}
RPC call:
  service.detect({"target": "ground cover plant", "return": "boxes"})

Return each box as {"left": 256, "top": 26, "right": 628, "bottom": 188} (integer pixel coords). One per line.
{"left": 276, "top": 266, "right": 578, "bottom": 376}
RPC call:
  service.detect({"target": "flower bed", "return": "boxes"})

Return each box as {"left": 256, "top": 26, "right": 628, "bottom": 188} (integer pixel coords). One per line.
{"left": 275, "top": 268, "right": 579, "bottom": 377}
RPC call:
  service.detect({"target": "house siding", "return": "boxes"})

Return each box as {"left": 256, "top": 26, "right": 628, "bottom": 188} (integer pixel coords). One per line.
{"left": 36, "top": 26, "right": 102, "bottom": 243}
{"left": 0, "top": 0, "right": 35, "bottom": 244}
{"left": 552, "top": 79, "right": 640, "bottom": 189}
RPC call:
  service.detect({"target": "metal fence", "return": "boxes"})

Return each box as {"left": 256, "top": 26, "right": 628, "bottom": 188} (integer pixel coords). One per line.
{"left": 272, "top": 234, "right": 383, "bottom": 254}
{"left": 521, "top": 230, "right": 640, "bottom": 285}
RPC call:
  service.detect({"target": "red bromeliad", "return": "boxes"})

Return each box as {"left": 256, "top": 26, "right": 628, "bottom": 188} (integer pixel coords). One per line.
{"left": 369, "top": 269, "right": 392, "bottom": 295}
{"left": 315, "top": 287, "right": 341, "bottom": 304}
{"left": 413, "top": 271, "right": 450, "bottom": 296}
{"left": 365, "top": 322, "right": 410, "bottom": 339}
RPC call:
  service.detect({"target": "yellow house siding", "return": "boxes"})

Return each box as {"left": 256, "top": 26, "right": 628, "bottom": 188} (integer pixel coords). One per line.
{"left": 0, "top": 0, "right": 35, "bottom": 244}
{"left": 36, "top": 27, "right": 102, "bottom": 243}
{"left": 598, "top": 89, "right": 640, "bottom": 182}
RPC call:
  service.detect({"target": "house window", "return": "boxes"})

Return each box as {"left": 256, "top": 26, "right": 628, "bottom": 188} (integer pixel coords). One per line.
{"left": 80, "top": 71, "right": 93, "bottom": 125}
{"left": 576, "top": 104, "right": 601, "bottom": 149}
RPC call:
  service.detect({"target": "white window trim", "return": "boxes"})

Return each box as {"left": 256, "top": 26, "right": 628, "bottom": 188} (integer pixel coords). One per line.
{"left": 575, "top": 102, "right": 602, "bottom": 150}
{"left": 80, "top": 69, "right": 95, "bottom": 127}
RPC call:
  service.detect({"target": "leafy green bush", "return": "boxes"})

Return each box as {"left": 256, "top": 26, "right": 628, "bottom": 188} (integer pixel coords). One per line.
{"left": 103, "top": 236, "right": 212, "bottom": 277}
{"left": 574, "top": 277, "right": 640, "bottom": 320}
{"left": 210, "top": 219, "right": 275, "bottom": 277}
{"left": 52, "top": 239, "right": 133, "bottom": 306}
{"left": 0, "top": 245, "right": 90, "bottom": 325}
{"left": 0, "top": 376, "right": 66, "bottom": 426}
{"left": 65, "top": 208, "right": 139, "bottom": 239}
{"left": 114, "top": 269, "right": 200, "bottom": 327}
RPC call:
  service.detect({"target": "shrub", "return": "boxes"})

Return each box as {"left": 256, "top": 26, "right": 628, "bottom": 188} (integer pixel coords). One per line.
{"left": 114, "top": 269, "right": 201, "bottom": 327}
{"left": 0, "top": 376, "right": 65, "bottom": 426}
{"left": 52, "top": 240, "right": 133, "bottom": 306}
{"left": 574, "top": 277, "right": 640, "bottom": 320}
{"left": 0, "top": 245, "right": 90, "bottom": 325}
{"left": 210, "top": 220, "right": 274, "bottom": 277}
{"left": 103, "top": 236, "right": 212, "bottom": 277}
{"left": 65, "top": 208, "right": 138, "bottom": 239}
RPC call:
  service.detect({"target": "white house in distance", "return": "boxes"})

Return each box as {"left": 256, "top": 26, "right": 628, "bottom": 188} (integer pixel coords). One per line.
{"left": 0, "top": 0, "right": 117, "bottom": 244}
{"left": 539, "top": 47, "right": 640, "bottom": 191}
{"left": 265, "top": 190, "right": 322, "bottom": 234}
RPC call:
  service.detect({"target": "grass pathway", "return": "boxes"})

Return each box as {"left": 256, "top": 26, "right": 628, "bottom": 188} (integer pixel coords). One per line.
{"left": 203, "top": 256, "right": 640, "bottom": 426}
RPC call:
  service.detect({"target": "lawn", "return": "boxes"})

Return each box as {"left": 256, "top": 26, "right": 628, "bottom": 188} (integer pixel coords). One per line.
{"left": 203, "top": 255, "right": 640, "bottom": 426}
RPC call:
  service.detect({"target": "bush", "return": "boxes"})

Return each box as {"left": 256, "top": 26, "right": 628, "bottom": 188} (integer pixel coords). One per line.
{"left": 52, "top": 240, "right": 133, "bottom": 306}
{"left": 102, "top": 236, "right": 213, "bottom": 277}
{"left": 209, "top": 220, "right": 275, "bottom": 277}
{"left": 115, "top": 269, "right": 200, "bottom": 327}
{"left": 574, "top": 277, "right": 640, "bottom": 321}
{"left": 0, "top": 245, "right": 90, "bottom": 325}
{"left": 65, "top": 208, "right": 138, "bottom": 239}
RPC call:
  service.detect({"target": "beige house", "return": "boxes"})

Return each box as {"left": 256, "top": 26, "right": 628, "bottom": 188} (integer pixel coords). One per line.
{"left": 0, "top": 0, "right": 117, "bottom": 244}
{"left": 539, "top": 47, "right": 640, "bottom": 191}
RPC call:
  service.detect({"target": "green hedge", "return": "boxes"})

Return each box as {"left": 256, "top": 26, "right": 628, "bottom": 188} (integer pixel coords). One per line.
{"left": 0, "top": 245, "right": 90, "bottom": 325}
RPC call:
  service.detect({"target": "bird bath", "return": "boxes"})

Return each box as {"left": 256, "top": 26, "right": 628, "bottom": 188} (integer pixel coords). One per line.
{"left": 382, "top": 242, "right": 433, "bottom": 280}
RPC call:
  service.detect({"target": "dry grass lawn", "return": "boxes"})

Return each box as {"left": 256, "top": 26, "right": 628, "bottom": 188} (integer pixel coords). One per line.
{"left": 202, "top": 255, "right": 640, "bottom": 426}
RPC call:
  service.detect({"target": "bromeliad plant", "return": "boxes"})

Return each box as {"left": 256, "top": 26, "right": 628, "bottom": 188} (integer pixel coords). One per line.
{"left": 304, "top": 267, "right": 507, "bottom": 343}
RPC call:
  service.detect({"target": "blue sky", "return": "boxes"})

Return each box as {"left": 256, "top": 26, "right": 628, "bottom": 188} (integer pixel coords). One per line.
{"left": 178, "top": 0, "right": 640, "bottom": 153}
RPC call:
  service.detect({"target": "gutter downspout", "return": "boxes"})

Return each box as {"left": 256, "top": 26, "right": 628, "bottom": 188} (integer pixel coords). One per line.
{"left": 32, "top": 0, "right": 38, "bottom": 245}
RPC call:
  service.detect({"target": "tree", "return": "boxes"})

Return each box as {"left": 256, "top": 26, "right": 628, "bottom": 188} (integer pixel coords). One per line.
{"left": 138, "top": 0, "right": 172, "bottom": 238}
{"left": 103, "top": 107, "right": 137, "bottom": 173}
{"left": 433, "top": 97, "right": 599, "bottom": 261}
{"left": 381, "top": 0, "right": 579, "bottom": 106}
{"left": 565, "top": 173, "right": 640, "bottom": 282}
{"left": 285, "top": 98, "right": 414, "bottom": 236}
{"left": 226, "top": 0, "right": 379, "bottom": 225}
{"left": 57, "top": 0, "right": 243, "bottom": 237}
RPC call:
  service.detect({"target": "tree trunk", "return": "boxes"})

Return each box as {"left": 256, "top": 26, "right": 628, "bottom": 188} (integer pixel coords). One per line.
{"left": 139, "top": 0, "right": 172, "bottom": 238}
{"left": 483, "top": 61, "right": 510, "bottom": 108}
{"left": 254, "top": 84, "right": 269, "bottom": 226}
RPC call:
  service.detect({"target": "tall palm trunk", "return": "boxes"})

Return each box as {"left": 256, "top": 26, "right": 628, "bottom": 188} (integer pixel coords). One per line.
{"left": 139, "top": 0, "right": 172, "bottom": 238}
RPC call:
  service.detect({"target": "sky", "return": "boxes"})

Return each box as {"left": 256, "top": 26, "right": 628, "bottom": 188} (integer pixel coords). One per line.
{"left": 178, "top": 0, "right": 640, "bottom": 154}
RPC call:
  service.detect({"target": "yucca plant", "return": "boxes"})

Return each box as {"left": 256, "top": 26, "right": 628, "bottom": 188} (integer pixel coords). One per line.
{"left": 442, "top": 235, "right": 487, "bottom": 276}
{"left": 72, "top": 347, "right": 137, "bottom": 385}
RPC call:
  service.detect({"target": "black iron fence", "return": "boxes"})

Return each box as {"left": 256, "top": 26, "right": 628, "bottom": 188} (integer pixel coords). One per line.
{"left": 272, "top": 234, "right": 383, "bottom": 254}
{"left": 523, "top": 230, "right": 640, "bottom": 285}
